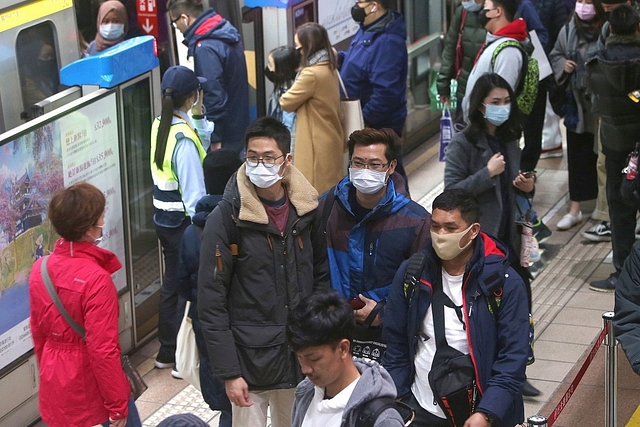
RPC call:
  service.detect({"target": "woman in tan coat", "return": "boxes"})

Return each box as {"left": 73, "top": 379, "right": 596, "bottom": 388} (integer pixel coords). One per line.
{"left": 280, "top": 23, "right": 344, "bottom": 194}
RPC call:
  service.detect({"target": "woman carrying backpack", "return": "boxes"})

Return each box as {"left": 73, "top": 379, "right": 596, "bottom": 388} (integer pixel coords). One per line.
{"left": 549, "top": 0, "right": 606, "bottom": 230}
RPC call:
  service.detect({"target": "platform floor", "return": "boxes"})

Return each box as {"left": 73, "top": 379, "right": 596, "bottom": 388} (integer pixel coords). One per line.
{"left": 33, "top": 132, "right": 640, "bottom": 426}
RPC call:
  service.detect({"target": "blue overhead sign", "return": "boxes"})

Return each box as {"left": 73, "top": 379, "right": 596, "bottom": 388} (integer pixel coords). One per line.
{"left": 60, "top": 36, "right": 159, "bottom": 89}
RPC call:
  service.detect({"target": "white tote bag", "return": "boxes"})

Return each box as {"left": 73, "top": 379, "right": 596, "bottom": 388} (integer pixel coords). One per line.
{"left": 336, "top": 71, "right": 365, "bottom": 143}
{"left": 176, "top": 301, "right": 201, "bottom": 390}
{"left": 336, "top": 72, "right": 365, "bottom": 174}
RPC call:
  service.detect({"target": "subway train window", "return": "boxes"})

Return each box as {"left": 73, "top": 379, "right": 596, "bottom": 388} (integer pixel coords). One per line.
{"left": 16, "top": 23, "right": 61, "bottom": 116}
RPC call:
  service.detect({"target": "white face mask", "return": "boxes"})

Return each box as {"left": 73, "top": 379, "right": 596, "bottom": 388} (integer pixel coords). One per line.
{"left": 349, "top": 168, "right": 388, "bottom": 195}
{"left": 192, "top": 92, "right": 199, "bottom": 109}
{"left": 430, "top": 224, "right": 475, "bottom": 261}
{"left": 245, "top": 158, "right": 286, "bottom": 189}
{"left": 99, "top": 23, "right": 125, "bottom": 40}
{"left": 90, "top": 225, "right": 105, "bottom": 246}
{"left": 462, "top": 0, "right": 483, "bottom": 12}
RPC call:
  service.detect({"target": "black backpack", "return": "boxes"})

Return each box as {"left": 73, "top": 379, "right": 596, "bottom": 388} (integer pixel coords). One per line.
{"left": 350, "top": 397, "right": 414, "bottom": 427}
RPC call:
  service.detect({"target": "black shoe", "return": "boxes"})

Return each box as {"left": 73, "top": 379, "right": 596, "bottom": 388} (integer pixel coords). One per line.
{"left": 589, "top": 274, "right": 618, "bottom": 293}
{"left": 533, "top": 221, "right": 552, "bottom": 244}
{"left": 155, "top": 353, "right": 175, "bottom": 369}
{"left": 521, "top": 379, "right": 541, "bottom": 397}
{"left": 581, "top": 222, "right": 612, "bottom": 242}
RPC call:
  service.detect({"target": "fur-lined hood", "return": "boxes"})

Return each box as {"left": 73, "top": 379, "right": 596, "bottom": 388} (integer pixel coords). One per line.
{"left": 222, "top": 163, "right": 319, "bottom": 225}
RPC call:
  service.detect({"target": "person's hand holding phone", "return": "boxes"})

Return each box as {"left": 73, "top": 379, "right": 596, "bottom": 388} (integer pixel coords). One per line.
{"left": 352, "top": 294, "right": 381, "bottom": 327}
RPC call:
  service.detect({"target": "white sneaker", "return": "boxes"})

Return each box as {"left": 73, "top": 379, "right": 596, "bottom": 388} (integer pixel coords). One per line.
{"left": 557, "top": 212, "right": 582, "bottom": 230}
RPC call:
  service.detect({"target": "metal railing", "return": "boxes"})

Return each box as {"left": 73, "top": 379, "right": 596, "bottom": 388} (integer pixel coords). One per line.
{"left": 525, "top": 312, "right": 617, "bottom": 427}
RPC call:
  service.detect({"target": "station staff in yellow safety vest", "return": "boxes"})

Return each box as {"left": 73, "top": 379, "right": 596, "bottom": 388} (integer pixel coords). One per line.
{"left": 150, "top": 65, "right": 213, "bottom": 373}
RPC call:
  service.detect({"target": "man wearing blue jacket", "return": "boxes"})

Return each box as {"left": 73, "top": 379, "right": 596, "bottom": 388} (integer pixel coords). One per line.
{"left": 168, "top": 0, "right": 249, "bottom": 155}
{"left": 338, "top": 0, "right": 407, "bottom": 137}
{"left": 320, "top": 128, "right": 431, "bottom": 363}
{"left": 382, "top": 189, "right": 529, "bottom": 427}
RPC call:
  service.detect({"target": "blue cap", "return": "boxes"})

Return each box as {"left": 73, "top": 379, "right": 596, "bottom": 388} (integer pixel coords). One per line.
{"left": 161, "top": 65, "right": 206, "bottom": 97}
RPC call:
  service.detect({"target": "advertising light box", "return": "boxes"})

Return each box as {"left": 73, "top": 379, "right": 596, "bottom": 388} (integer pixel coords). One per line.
{"left": 0, "top": 92, "right": 125, "bottom": 373}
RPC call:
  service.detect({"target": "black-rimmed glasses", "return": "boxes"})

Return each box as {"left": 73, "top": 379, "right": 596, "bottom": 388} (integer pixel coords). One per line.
{"left": 245, "top": 154, "right": 285, "bottom": 168}
{"left": 349, "top": 160, "right": 390, "bottom": 172}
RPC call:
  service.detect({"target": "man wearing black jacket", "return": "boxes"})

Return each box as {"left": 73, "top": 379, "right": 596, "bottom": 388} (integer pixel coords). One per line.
{"left": 586, "top": 4, "right": 640, "bottom": 291}
{"left": 197, "top": 117, "right": 330, "bottom": 427}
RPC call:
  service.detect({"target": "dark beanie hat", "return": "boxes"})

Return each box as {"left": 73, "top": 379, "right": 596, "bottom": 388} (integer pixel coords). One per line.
{"left": 203, "top": 148, "right": 243, "bottom": 195}
{"left": 156, "top": 413, "right": 209, "bottom": 427}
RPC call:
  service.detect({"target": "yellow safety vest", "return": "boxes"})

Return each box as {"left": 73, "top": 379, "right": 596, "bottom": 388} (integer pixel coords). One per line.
{"left": 150, "top": 117, "right": 206, "bottom": 215}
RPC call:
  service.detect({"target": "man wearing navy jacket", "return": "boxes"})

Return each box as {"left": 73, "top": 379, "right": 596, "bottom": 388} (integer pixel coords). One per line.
{"left": 383, "top": 189, "right": 529, "bottom": 427}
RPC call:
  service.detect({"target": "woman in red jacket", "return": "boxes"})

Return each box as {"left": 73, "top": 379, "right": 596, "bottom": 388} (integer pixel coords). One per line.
{"left": 29, "top": 182, "right": 141, "bottom": 427}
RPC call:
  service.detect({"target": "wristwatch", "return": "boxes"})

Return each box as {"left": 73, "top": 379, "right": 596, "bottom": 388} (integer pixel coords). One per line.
{"left": 480, "top": 412, "right": 497, "bottom": 425}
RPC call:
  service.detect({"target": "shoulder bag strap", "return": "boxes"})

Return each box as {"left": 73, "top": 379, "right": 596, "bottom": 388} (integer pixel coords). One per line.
{"left": 336, "top": 71, "right": 349, "bottom": 99}
{"left": 431, "top": 278, "right": 448, "bottom": 349}
{"left": 41, "top": 256, "right": 86, "bottom": 340}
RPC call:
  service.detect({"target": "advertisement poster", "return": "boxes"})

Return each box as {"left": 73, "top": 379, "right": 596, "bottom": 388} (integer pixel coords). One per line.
{"left": 319, "top": 0, "right": 360, "bottom": 45}
{"left": 0, "top": 93, "right": 124, "bottom": 372}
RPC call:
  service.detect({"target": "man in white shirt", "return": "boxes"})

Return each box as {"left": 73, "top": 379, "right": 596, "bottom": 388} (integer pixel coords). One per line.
{"left": 287, "top": 290, "right": 405, "bottom": 427}
{"left": 382, "top": 189, "right": 530, "bottom": 427}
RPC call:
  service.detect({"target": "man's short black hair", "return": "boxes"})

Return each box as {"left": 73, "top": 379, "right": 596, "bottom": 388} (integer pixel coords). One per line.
{"left": 376, "top": 0, "right": 394, "bottom": 10}
{"left": 286, "top": 290, "right": 355, "bottom": 353}
{"left": 432, "top": 189, "right": 480, "bottom": 225}
{"left": 491, "top": 0, "right": 521, "bottom": 21}
{"left": 244, "top": 117, "right": 291, "bottom": 154}
{"left": 609, "top": 4, "right": 640, "bottom": 35}
{"left": 347, "top": 128, "right": 401, "bottom": 162}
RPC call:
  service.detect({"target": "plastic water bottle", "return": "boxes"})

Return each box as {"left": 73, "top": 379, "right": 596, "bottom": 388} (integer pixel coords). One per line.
{"left": 626, "top": 142, "right": 640, "bottom": 181}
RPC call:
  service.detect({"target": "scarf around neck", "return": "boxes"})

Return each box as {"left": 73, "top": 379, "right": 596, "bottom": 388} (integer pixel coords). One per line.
{"left": 308, "top": 49, "right": 330, "bottom": 66}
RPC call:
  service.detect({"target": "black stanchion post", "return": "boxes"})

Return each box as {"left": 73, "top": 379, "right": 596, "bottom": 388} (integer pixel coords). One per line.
{"left": 603, "top": 311, "right": 617, "bottom": 427}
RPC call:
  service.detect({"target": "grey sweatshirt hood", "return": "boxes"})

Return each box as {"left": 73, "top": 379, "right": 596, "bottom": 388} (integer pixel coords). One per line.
{"left": 292, "top": 358, "right": 403, "bottom": 427}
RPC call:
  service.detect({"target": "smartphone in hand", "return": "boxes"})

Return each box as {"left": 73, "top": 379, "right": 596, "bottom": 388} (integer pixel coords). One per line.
{"left": 348, "top": 297, "right": 365, "bottom": 310}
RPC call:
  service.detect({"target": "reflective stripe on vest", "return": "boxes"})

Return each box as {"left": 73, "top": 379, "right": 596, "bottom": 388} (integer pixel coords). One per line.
{"left": 150, "top": 118, "right": 207, "bottom": 214}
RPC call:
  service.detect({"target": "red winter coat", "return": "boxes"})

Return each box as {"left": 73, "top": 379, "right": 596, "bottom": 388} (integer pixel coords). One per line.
{"left": 29, "top": 239, "right": 130, "bottom": 427}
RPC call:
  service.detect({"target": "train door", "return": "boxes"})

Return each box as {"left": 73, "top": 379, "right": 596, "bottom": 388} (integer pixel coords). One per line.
{"left": 0, "top": 0, "right": 81, "bottom": 133}
{"left": 400, "top": 0, "right": 448, "bottom": 151}
{"left": 117, "top": 72, "right": 164, "bottom": 345}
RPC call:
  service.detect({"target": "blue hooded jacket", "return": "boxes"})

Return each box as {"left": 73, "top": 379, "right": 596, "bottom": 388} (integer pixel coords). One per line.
{"left": 320, "top": 175, "right": 430, "bottom": 303}
{"left": 183, "top": 9, "right": 249, "bottom": 155}
{"left": 338, "top": 11, "right": 408, "bottom": 136}
{"left": 382, "top": 233, "right": 529, "bottom": 427}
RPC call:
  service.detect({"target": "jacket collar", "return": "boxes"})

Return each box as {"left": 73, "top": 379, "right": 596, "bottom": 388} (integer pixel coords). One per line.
{"left": 606, "top": 34, "right": 640, "bottom": 49}
{"left": 334, "top": 173, "right": 410, "bottom": 220}
{"left": 234, "top": 164, "right": 319, "bottom": 225}
{"left": 52, "top": 238, "right": 122, "bottom": 274}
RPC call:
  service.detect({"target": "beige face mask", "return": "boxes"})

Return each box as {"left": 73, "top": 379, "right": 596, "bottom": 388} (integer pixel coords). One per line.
{"left": 430, "top": 224, "right": 475, "bottom": 261}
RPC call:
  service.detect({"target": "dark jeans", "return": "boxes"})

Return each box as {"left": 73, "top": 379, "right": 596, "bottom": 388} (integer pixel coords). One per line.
{"left": 402, "top": 393, "right": 450, "bottom": 427}
{"left": 604, "top": 146, "right": 639, "bottom": 272}
{"left": 155, "top": 218, "right": 190, "bottom": 360}
{"left": 101, "top": 398, "right": 142, "bottom": 427}
{"left": 566, "top": 129, "right": 598, "bottom": 201}
{"left": 521, "top": 82, "right": 548, "bottom": 172}
{"left": 192, "top": 306, "right": 233, "bottom": 426}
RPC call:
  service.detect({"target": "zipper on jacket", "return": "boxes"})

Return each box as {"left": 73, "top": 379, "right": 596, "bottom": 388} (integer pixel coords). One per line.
{"left": 462, "top": 271, "right": 484, "bottom": 396}
{"left": 215, "top": 244, "right": 223, "bottom": 272}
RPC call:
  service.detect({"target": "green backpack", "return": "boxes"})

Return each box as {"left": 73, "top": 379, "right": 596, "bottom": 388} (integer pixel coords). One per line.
{"left": 491, "top": 39, "right": 539, "bottom": 115}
